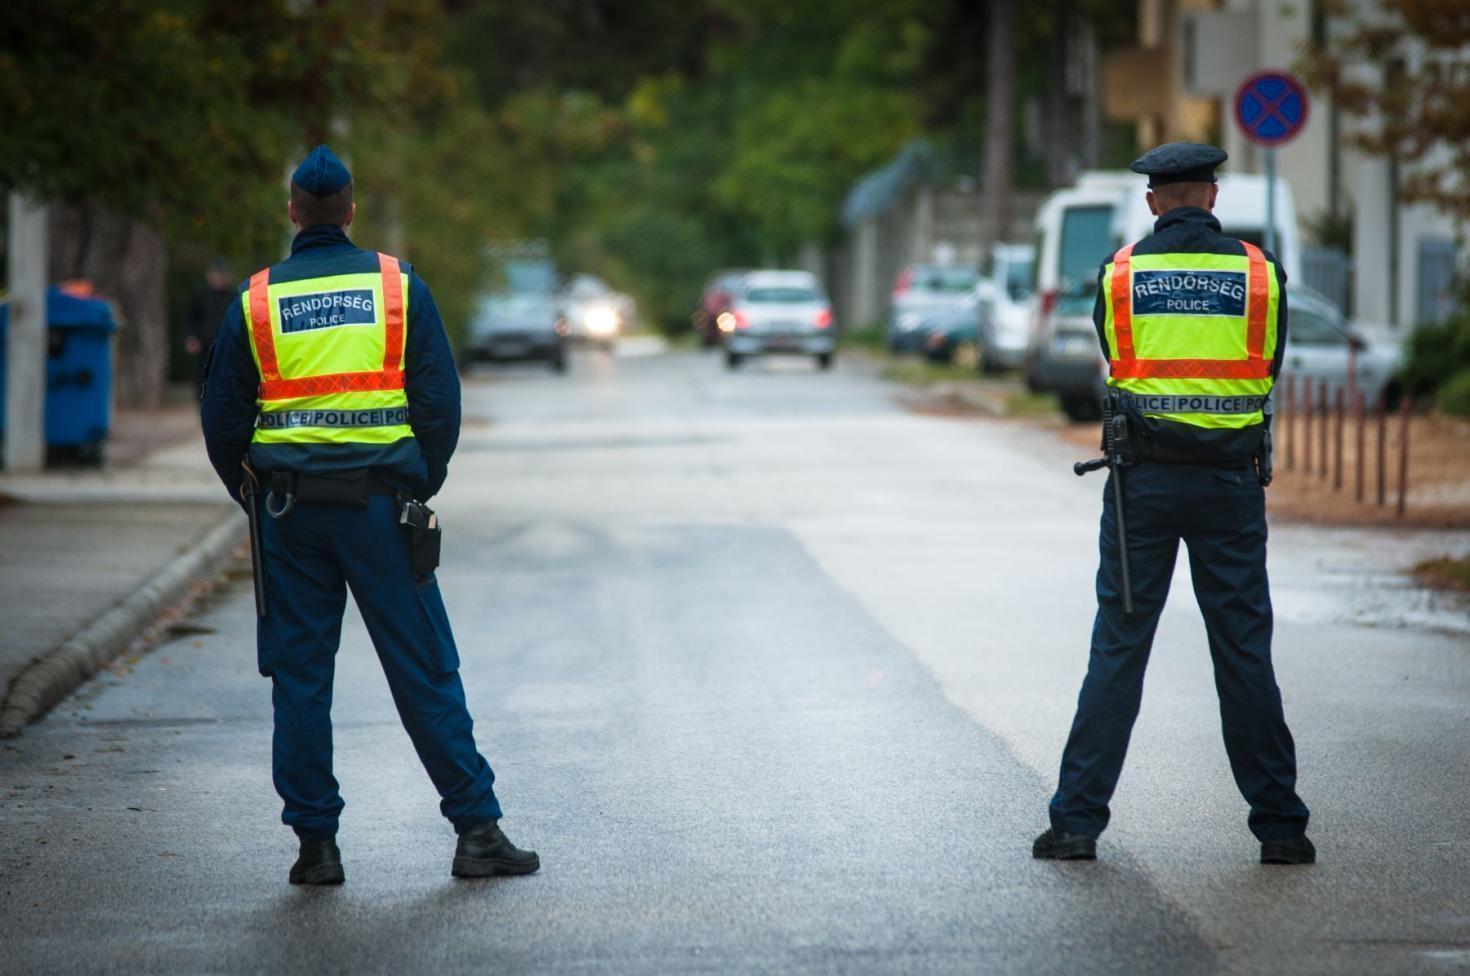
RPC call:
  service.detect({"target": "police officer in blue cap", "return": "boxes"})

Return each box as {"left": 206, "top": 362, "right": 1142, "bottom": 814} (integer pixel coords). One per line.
{"left": 1032, "top": 142, "right": 1315, "bottom": 865}
{"left": 202, "top": 145, "right": 538, "bottom": 884}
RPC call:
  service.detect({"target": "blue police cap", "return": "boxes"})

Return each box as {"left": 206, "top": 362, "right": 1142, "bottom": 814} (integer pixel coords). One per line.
{"left": 1129, "top": 142, "right": 1228, "bottom": 187}
{"left": 291, "top": 144, "right": 352, "bottom": 197}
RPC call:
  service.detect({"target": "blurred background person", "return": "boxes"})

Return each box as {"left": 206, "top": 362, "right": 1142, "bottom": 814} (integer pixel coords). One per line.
{"left": 185, "top": 258, "right": 235, "bottom": 400}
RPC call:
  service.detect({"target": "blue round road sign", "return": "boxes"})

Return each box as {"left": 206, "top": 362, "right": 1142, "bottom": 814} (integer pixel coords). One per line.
{"left": 1234, "top": 71, "right": 1309, "bottom": 147}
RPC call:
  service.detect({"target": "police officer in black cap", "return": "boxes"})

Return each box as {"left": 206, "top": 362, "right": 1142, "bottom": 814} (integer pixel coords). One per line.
{"left": 1032, "top": 142, "right": 1315, "bottom": 865}
{"left": 203, "top": 145, "right": 539, "bottom": 884}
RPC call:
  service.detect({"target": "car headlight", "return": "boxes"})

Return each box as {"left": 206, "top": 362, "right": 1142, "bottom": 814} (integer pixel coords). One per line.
{"left": 898, "top": 312, "right": 921, "bottom": 331}
{"left": 585, "top": 305, "right": 620, "bottom": 336}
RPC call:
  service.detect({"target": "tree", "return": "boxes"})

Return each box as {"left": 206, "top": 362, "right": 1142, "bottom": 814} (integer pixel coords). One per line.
{"left": 979, "top": 0, "right": 1015, "bottom": 250}
{"left": 1300, "top": 0, "right": 1470, "bottom": 222}
{"left": 0, "top": 0, "right": 450, "bottom": 406}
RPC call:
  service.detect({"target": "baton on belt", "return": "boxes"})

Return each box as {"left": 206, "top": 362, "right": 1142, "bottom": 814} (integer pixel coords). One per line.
{"left": 239, "top": 461, "right": 268, "bottom": 618}
{"left": 1073, "top": 395, "right": 1134, "bottom": 615}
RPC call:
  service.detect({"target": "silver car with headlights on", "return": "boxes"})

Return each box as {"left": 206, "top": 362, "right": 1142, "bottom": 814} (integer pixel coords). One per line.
{"left": 723, "top": 271, "right": 837, "bottom": 371}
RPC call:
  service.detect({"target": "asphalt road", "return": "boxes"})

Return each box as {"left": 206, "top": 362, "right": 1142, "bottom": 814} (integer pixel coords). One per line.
{"left": 3, "top": 345, "right": 1468, "bottom": 975}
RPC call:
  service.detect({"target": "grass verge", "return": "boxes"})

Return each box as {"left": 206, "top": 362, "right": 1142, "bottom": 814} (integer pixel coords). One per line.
{"left": 880, "top": 359, "right": 985, "bottom": 386}
{"left": 841, "top": 325, "right": 887, "bottom": 353}
{"left": 1412, "top": 555, "right": 1470, "bottom": 593}
{"left": 1005, "top": 390, "right": 1061, "bottom": 417}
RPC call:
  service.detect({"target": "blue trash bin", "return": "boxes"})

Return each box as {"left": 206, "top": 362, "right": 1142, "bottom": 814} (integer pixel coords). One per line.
{"left": 0, "top": 287, "right": 118, "bottom": 464}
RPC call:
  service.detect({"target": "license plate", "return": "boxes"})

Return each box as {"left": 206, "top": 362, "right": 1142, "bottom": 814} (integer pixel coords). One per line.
{"left": 1052, "top": 335, "right": 1094, "bottom": 356}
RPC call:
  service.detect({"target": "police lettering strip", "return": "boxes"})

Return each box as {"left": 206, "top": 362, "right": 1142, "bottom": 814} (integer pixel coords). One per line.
{"left": 1131, "top": 270, "right": 1246, "bottom": 317}
{"left": 1118, "top": 393, "right": 1265, "bottom": 415}
{"left": 277, "top": 289, "right": 378, "bottom": 335}
{"left": 257, "top": 407, "right": 410, "bottom": 429}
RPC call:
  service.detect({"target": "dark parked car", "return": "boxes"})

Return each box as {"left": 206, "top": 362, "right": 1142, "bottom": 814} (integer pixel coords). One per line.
{"left": 464, "top": 254, "right": 567, "bottom": 372}
{"left": 920, "top": 308, "right": 980, "bottom": 367}
{"left": 886, "top": 264, "right": 980, "bottom": 353}
{"left": 694, "top": 268, "right": 751, "bottom": 347}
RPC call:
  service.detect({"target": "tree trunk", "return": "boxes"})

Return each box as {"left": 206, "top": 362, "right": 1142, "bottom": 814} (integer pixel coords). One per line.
{"left": 1045, "top": 11, "right": 1072, "bottom": 188}
{"left": 980, "top": 0, "right": 1015, "bottom": 252}
{"left": 48, "top": 201, "right": 168, "bottom": 409}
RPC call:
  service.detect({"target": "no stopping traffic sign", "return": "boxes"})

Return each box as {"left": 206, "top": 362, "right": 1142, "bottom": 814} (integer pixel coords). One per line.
{"left": 1234, "top": 71, "right": 1310, "bottom": 147}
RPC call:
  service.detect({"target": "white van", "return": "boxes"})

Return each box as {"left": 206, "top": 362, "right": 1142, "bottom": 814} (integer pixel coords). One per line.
{"left": 1025, "top": 170, "right": 1300, "bottom": 419}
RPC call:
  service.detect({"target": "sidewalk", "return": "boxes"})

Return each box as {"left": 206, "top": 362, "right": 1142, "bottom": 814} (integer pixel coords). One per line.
{"left": 0, "top": 403, "right": 245, "bottom": 735}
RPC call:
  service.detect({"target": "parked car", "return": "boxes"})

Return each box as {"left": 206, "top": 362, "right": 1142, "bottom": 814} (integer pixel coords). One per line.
{"left": 1023, "top": 177, "right": 1124, "bottom": 417}
{"left": 919, "top": 306, "right": 981, "bottom": 367}
{"left": 560, "top": 273, "right": 633, "bottom": 350}
{"left": 694, "top": 268, "right": 751, "bottom": 347}
{"left": 464, "top": 251, "right": 567, "bottom": 372}
{"left": 723, "top": 270, "right": 836, "bottom": 370}
{"left": 886, "top": 263, "right": 980, "bottom": 353}
{"left": 1277, "top": 286, "right": 1404, "bottom": 407}
{"left": 975, "top": 243, "right": 1035, "bottom": 372}
{"left": 1026, "top": 171, "right": 1301, "bottom": 420}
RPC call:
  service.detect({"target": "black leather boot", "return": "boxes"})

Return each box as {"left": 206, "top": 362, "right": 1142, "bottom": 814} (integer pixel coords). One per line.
{"left": 1261, "top": 835, "right": 1316, "bottom": 865}
{"left": 1032, "top": 827, "right": 1098, "bottom": 861}
{"left": 452, "top": 821, "right": 540, "bottom": 878}
{"left": 289, "top": 837, "right": 345, "bottom": 885}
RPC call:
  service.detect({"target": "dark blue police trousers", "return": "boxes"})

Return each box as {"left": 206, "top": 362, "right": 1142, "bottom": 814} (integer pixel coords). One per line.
{"left": 1049, "top": 463, "right": 1310, "bottom": 841}
{"left": 257, "top": 494, "right": 503, "bottom": 839}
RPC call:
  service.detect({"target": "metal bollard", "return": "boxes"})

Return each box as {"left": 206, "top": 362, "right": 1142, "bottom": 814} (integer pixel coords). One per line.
{"left": 1354, "top": 389, "right": 1366, "bottom": 504}
{"left": 1283, "top": 375, "right": 1295, "bottom": 471}
{"left": 1303, "top": 378, "right": 1314, "bottom": 478}
{"left": 1397, "top": 396, "right": 1411, "bottom": 518}
{"left": 1333, "top": 386, "right": 1344, "bottom": 491}
{"left": 1376, "top": 393, "right": 1388, "bottom": 507}
{"left": 1318, "top": 382, "right": 1329, "bottom": 480}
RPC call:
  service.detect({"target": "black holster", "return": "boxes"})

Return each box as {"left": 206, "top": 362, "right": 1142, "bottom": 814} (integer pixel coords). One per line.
{"left": 398, "top": 496, "right": 442, "bottom": 577}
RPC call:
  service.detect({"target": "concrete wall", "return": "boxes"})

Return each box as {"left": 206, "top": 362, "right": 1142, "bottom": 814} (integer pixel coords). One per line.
{"left": 828, "top": 187, "right": 1043, "bottom": 332}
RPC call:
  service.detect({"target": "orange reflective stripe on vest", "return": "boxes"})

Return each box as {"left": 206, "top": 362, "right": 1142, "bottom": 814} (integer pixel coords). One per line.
{"left": 1109, "top": 241, "right": 1272, "bottom": 379}
{"left": 379, "top": 252, "right": 405, "bottom": 374}
{"left": 248, "top": 268, "right": 280, "bottom": 382}
{"left": 248, "top": 254, "right": 406, "bottom": 402}
{"left": 1241, "top": 241, "right": 1269, "bottom": 363}
{"left": 1110, "top": 244, "right": 1136, "bottom": 363}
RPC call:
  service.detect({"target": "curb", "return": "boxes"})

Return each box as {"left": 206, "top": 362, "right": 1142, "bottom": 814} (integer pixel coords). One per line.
{"left": 0, "top": 508, "right": 247, "bottom": 737}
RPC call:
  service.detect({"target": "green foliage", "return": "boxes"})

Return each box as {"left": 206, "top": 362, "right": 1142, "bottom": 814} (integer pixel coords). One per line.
{"left": 1437, "top": 368, "right": 1470, "bottom": 417}
{"left": 1399, "top": 288, "right": 1470, "bottom": 410}
{"left": 0, "top": 0, "right": 449, "bottom": 268}
{"left": 715, "top": 79, "right": 919, "bottom": 257}
{"left": 5, "top": 0, "right": 1131, "bottom": 346}
{"left": 1299, "top": 0, "right": 1470, "bottom": 222}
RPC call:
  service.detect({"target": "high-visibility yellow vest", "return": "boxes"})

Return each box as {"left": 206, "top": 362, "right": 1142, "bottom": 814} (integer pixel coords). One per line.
{"left": 1101, "top": 241, "right": 1280, "bottom": 429}
{"left": 243, "top": 253, "right": 414, "bottom": 452}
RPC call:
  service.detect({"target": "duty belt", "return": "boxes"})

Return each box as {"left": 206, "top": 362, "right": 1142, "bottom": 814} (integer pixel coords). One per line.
{"left": 256, "top": 406, "right": 410, "bottom": 430}
{"left": 1117, "top": 392, "right": 1266, "bottom": 415}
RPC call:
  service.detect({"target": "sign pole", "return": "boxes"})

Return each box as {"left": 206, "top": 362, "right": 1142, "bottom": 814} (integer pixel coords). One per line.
{"left": 1264, "top": 147, "right": 1277, "bottom": 257}
{"left": 5, "top": 192, "right": 48, "bottom": 473}
{"left": 1233, "top": 70, "right": 1308, "bottom": 263}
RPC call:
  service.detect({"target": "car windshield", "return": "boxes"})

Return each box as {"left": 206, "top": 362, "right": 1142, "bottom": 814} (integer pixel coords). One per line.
{"left": 1006, "top": 255, "right": 1034, "bottom": 301}
{"left": 481, "top": 293, "right": 553, "bottom": 316}
{"left": 501, "top": 260, "right": 556, "bottom": 295}
{"left": 1288, "top": 304, "right": 1347, "bottom": 346}
{"left": 746, "top": 286, "right": 820, "bottom": 304}
{"left": 1058, "top": 205, "right": 1114, "bottom": 292}
{"left": 914, "top": 267, "right": 979, "bottom": 293}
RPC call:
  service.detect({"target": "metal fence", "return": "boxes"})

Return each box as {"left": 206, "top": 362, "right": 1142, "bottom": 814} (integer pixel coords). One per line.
{"left": 1300, "top": 245, "right": 1352, "bottom": 315}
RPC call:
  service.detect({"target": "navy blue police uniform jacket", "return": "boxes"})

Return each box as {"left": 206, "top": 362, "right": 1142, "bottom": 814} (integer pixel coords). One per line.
{"left": 1091, "top": 206, "right": 1290, "bottom": 467}
{"left": 201, "top": 224, "right": 461, "bottom": 503}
